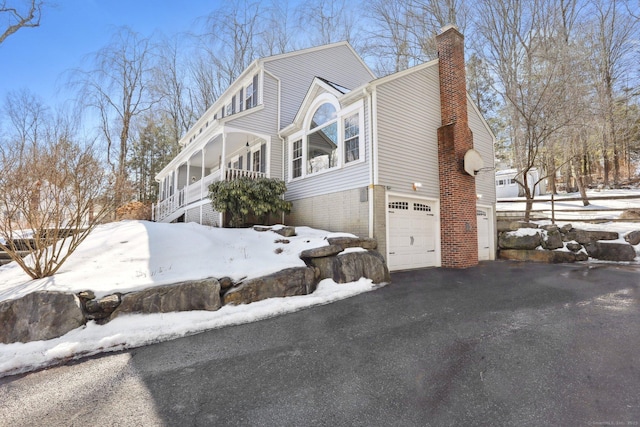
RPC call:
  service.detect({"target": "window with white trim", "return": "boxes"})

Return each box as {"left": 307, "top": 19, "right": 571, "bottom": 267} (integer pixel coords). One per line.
{"left": 307, "top": 103, "right": 338, "bottom": 174}
{"left": 252, "top": 150, "right": 261, "bottom": 172}
{"left": 292, "top": 139, "right": 302, "bottom": 178}
{"left": 344, "top": 113, "right": 359, "bottom": 163}
{"left": 288, "top": 97, "right": 364, "bottom": 181}
{"left": 245, "top": 74, "right": 259, "bottom": 110}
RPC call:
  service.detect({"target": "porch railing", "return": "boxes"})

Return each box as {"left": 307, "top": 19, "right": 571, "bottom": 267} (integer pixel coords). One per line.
{"left": 154, "top": 168, "right": 266, "bottom": 222}
{"left": 225, "top": 169, "right": 266, "bottom": 180}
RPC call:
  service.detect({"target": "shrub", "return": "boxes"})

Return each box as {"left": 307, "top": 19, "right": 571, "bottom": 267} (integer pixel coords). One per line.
{"left": 209, "top": 177, "right": 291, "bottom": 227}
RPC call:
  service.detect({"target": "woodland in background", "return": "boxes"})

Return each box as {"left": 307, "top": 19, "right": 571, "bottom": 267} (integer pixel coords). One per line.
{"left": 1, "top": 0, "right": 640, "bottom": 211}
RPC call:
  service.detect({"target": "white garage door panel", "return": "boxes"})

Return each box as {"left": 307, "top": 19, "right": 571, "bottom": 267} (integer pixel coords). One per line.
{"left": 477, "top": 207, "right": 491, "bottom": 261}
{"left": 388, "top": 198, "right": 438, "bottom": 270}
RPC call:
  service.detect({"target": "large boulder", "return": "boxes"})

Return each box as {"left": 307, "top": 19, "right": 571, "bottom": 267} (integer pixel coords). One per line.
{"left": 498, "top": 231, "right": 542, "bottom": 250}
{"left": 110, "top": 278, "right": 221, "bottom": 319}
{"left": 499, "top": 249, "right": 578, "bottom": 263}
{"left": 223, "top": 267, "right": 316, "bottom": 306}
{"left": 542, "top": 229, "right": 564, "bottom": 250}
{"left": 564, "top": 229, "right": 618, "bottom": 244}
{"left": 0, "top": 291, "right": 85, "bottom": 344}
{"left": 624, "top": 230, "right": 640, "bottom": 246}
{"left": 566, "top": 242, "right": 583, "bottom": 252}
{"left": 299, "top": 245, "right": 343, "bottom": 259}
{"left": 84, "top": 294, "right": 122, "bottom": 321}
{"left": 497, "top": 221, "right": 539, "bottom": 232}
{"left": 326, "top": 236, "right": 378, "bottom": 250}
{"left": 274, "top": 226, "right": 296, "bottom": 237}
{"left": 310, "top": 250, "right": 390, "bottom": 284}
{"left": 584, "top": 241, "right": 637, "bottom": 262}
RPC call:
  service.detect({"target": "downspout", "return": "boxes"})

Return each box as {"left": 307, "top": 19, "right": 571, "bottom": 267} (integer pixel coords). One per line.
{"left": 366, "top": 87, "right": 375, "bottom": 238}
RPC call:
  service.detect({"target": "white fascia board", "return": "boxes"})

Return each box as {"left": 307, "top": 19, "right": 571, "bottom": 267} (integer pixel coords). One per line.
{"left": 368, "top": 58, "right": 439, "bottom": 89}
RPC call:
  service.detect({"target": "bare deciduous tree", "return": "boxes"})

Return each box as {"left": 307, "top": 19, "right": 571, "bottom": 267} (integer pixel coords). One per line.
{"left": 0, "top": 0, "right": 42, "bottom": 44}
{"left": 71, "top": 27, "right": 156, "bottom": 209}
{"left": 476, "top": 0, "right": 578, "bottom": 218}
{"left": 153, "top": 36, "right": 197, "bottom": 143}
{"left": 585, "top": 0, "right": 637, "bottom": 186}
{"left": 0, "top": 116, "right": 114, "bottom": 279}
{"left": 295, "top": 0, "right": 363, "bottom": 49}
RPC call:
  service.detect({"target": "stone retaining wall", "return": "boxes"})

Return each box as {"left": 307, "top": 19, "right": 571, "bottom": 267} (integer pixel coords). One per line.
{"left": 497, "top": 221, "right": 640, "bottom": 263}
{"left": 0, "top": 227, "right": 390, "bottom": 344}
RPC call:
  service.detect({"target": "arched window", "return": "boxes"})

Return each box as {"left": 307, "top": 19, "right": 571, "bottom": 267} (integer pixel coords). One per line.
{"left": 307, "top": 103, "right": 338, "bottom": 174}
{"left": 289, "top": 97, "right": 363, "bottom": 180}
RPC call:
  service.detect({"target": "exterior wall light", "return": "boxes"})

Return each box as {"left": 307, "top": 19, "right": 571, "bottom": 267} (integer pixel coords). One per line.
{"left": 412, "top": 182, "right": 422, "bottom": 191}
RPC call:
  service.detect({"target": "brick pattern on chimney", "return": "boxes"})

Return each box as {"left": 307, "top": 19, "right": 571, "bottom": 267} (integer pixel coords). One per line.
{"left": 436, "top": 26, "right": 478, "bottom": 268}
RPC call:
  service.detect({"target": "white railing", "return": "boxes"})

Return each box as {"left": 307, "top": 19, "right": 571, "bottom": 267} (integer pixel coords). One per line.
{"left": 154, "top": 168, "right": 265, "bottom": 223}
{"left": 186, "top": 181, "right": 201, "bottom": 205}
{"left": 225, "top": 168, "right": 266, "bottom": 180}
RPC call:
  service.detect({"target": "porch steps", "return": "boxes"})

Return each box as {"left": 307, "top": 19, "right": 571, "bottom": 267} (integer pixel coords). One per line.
{"left": 157, "top": 208, "right": 185, "bottom": 224}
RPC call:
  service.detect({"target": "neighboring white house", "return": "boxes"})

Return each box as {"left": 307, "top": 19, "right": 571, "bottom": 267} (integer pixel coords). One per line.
{"left": 154, "top": 26, "right": 497, "bottom": 270}
{"left": 495, "top": 168, "right": 546, "bottom": 199}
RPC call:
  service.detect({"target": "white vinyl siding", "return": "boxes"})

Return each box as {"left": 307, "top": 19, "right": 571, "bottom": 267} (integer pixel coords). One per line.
{"left": 376, "top": 64, "right": 441, "bottom": 199}
{"left": 264, "top": 44, "right": 375, "bottom": 129}
{"left": 284, "top": 100, "right": 371, "bottom": 201}
{"left": 226, "top": 74, "right": 281, "bottom": 179}
{"left": 468, "top": 98, "right": 496, "bottom": 204}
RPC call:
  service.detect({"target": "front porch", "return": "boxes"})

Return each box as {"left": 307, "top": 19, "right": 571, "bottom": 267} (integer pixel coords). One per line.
{"left": 153, "top": 128, "right": 270, "bottom": 225}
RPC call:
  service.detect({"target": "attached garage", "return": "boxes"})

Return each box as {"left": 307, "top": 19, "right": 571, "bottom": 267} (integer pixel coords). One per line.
{"left": 386, "top": 196, "right": 439, "bottom": 271}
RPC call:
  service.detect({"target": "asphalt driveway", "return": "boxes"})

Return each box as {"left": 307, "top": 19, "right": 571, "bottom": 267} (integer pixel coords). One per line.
{"left": 1, "top": 260, "right": 639, "bottom": 426}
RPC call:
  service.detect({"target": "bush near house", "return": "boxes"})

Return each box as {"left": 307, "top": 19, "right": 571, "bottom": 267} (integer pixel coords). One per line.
{"left": 209, "top": 177, "right": 291, "bottom": 227}
{"left": 116, "top": 201, "right": 151, "bottom": 221}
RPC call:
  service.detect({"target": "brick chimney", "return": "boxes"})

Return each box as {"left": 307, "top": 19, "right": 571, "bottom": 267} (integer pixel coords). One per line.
{"left": 436, "top": 25, "right": 478, "bottom": 268}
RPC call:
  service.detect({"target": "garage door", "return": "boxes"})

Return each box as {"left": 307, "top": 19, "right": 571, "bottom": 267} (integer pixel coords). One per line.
{"left": 477, "top": 207, "right": 491, "bottom": 261}
{"left": 387, "top": 197, "right": 438, "bottom": 270}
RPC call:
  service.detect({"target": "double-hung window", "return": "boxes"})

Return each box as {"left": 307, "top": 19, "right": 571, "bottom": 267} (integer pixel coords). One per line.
{"left": 245, "top": 74, "right": 259, "bottom": 110}
{"left": 344, "top": 113, "right": 360, "bottom": 163}
{"left": 292, "top": 140, "right": 303, "bottom": 178}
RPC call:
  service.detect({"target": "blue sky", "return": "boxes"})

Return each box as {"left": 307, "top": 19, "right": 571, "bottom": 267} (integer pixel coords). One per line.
{"left": 0, "top": 0, "right": 218, "bottom": 108}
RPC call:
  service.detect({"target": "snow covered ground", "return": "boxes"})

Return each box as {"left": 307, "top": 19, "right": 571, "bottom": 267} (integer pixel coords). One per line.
{"left": 2, "top": 188, "right": 639, "bottom": 378}
{"left": 498, "top": 188, "right": 640, "bottom": 236}
{"left": 0, "top": 222, "right": 383, "bottom": 378}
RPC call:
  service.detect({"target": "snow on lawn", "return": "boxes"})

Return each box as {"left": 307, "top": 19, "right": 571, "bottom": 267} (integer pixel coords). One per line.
{"left": 0, "top": 221, "right": 337, "bottom": 301}
{"left": 499, "top": 188, "right": 640, "bottom": 237}
{"left": 0, "top": 221, "right": 385, "bottom": 378}
{"left": 498, "top": 188, "right": 640, "bottom": 221}
{"left": 499, "top": 188, "right": 640, "bottom": 260}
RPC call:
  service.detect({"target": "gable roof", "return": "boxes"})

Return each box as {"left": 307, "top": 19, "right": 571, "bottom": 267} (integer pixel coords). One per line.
{"left": 280, "top": 77, "right": 350, "bottom": 136}
{"left": 180, "top": 42, "right": 374, "bottom": 146}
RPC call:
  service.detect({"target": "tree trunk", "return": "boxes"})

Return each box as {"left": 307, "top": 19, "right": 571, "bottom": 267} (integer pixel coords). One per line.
{"left": 570, "top": 159, "right": 590, "bottom": 206}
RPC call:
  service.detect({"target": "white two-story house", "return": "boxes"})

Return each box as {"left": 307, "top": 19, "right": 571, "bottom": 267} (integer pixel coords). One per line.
{"left": 154, "top": 26, "right": 497, "bottom": 271}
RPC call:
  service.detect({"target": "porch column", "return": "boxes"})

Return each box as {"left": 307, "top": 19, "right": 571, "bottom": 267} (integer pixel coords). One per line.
{"left": 186, "top": 160, "right": 191, "bottom": 189}
{"left": 200, "top": 148, "right": 206, "bottom": 224}
{"left": 221, "top": 131, "right": 227, "bottom": 181}
{"left": 200, "top": 148, "right": 206, "bottom": 197}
